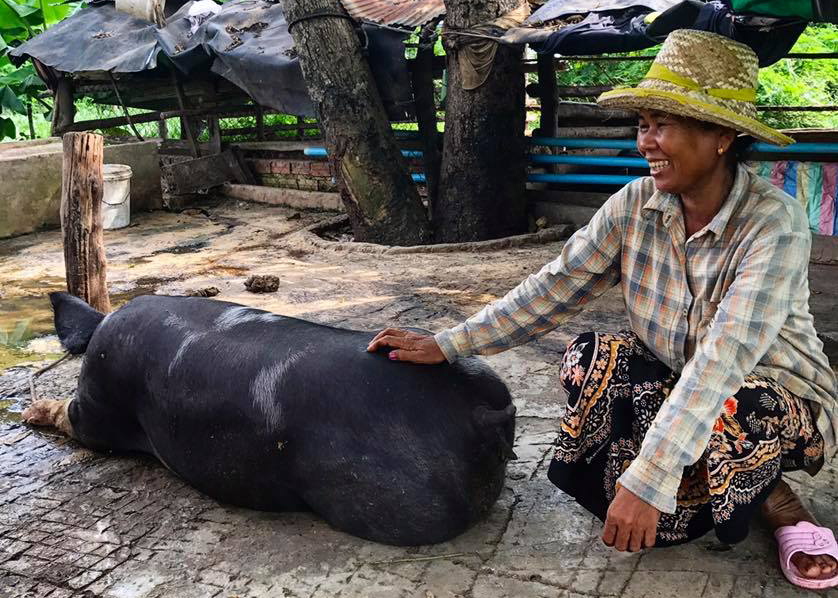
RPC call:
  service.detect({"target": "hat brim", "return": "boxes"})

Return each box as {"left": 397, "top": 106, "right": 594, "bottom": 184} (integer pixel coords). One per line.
{"left": 598, "top": 88, "right": 794, "bottom": 146}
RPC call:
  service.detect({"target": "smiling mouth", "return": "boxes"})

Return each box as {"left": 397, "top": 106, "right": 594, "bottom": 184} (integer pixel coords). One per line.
{"left": 648, "top": 160, "right": 671, "bottom": 174}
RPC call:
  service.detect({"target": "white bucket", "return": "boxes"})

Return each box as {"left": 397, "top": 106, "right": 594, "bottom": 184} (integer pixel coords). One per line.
{"left": 115, "top": 0, "right": 165, "bottom": 24}
{"left": 102, "top": 164, "right": 132, "bottom": 230}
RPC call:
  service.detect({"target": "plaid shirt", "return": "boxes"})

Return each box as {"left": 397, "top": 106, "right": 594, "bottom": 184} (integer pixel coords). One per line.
{"left": 434, "top": 164, "right": 837, "bottom": 514}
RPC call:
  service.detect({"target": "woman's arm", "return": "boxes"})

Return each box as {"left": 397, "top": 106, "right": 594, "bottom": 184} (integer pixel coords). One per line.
{"left": 367, "top": 188, "right": 627, "bottom": 364}
{"left": 431, "top": 191, "right": 627, "bottom": 363}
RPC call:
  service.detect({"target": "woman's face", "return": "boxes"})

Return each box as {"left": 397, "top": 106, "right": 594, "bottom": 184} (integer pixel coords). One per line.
{"left": 636, "top": 110, "right": 734, "bottom": 196}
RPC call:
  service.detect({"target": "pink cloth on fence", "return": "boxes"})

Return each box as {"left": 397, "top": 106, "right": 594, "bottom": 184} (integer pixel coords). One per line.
{"left": 821, "top": 164, "right": 836, "bottom": 236}
{"left": 771, "top": 161, "right": 788, "bottom": 189}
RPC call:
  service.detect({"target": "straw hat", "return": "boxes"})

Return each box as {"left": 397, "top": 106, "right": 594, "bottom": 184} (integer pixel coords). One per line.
{"left": 598, "top": 30, "right": 794, "bottom": 146}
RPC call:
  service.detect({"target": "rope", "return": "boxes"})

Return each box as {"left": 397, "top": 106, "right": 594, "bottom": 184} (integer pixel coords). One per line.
{"left": 287, "top": 9, "right": 355, "bottom": 34}
{"left": 28, "top": 352, "right": 72, "bottom": 404}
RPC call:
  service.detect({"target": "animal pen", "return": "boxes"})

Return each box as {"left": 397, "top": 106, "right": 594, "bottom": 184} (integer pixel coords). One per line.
{"left": 4, "top": 0, "right": 838, "bottom": 242}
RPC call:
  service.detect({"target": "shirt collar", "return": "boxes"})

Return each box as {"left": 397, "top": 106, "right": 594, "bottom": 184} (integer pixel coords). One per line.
{"left": 641, "top": 164, "right": 750, "bottom": 238}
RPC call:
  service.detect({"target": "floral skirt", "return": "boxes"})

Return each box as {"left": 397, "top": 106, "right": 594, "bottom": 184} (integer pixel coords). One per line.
{"left": 547, "top": 331, "right": 825, "bottom": 546}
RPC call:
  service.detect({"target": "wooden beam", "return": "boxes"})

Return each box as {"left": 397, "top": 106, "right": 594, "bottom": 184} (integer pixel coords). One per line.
{"left": 410, "top": 41, "right": 441, "bottom": 220}
{"left": 536, "top": 53, "right": 558, "bottom": 138}
{"left": 554, "top": 102, "right": 635, "bottom": 123}
{"left": 556, "top": 85, "right": 614, "bottom": 98}
{"left": 221, "top": 183, "right": 343, "bottom": 211}
{"left": 60, "top": 132, "right": 111, "bottom": 313}
{"left": 52, "top": 76, "right": 76, "bottom": 136}
{"left": 171, "top": 71, "right": 201, "bottom": 158}
{"left": 63, "top": 111, "right": 162, "bottom": 133}
{"left": 255, "top": 105, "right": 265, "bottom": 141}
{"left": 160, "top": 149, "right": 254, "bottom": 194}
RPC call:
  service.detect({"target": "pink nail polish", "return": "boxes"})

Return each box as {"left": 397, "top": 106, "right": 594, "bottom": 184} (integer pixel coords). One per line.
{"left": 389, "top": 351, "right": 397, "bottom": 360}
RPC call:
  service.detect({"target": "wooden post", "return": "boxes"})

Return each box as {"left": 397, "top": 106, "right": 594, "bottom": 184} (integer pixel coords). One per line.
{"left": 158, "top": 117, "right": 168, "bottom": 139}
{"left": 411, "top": 37, "right": 442, "bottom": 222}
{"left": 171, "top": 71, "right": 200, "bottom": 158}
{"left": 209, "top": 116, "right": 222, "bottom": 154}
{"left": 60, "top": 132, "right": 111, "bottom": 313}
{"left": 537, "top": 53, "right": 558, "bottom": 138}
{"left": 255, "top": 105, "right": 265, "bottom": 141}
{"left": 51, "top": 75, "right": 76, "bottom": 136}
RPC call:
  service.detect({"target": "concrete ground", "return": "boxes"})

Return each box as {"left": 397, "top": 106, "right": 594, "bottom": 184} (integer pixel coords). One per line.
{"left": 0, "top": 201, "right": 836, "bottom": 598}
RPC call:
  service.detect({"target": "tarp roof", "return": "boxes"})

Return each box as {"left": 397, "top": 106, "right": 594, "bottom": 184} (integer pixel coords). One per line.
{"left": 10, "top": 0, "right": 414, "bottom": 118}
{"left": 9, "top": 0, "right": 812, "bottom": 116}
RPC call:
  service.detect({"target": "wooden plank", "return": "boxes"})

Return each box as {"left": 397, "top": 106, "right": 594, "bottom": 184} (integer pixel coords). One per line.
{"left": 162, "top": 153, "right": 235, "bottom": 194}
{"left": 537, "top": 53, "right": 558, "bottom": 138}
{"left": 554, "top": 102, "right": 635, "bottom": 123}
{"left": 63, "top": 111, "right": 162, "bottom": 133}
{"left": 161, "top": 149, "right": 256, "bottom": 193}
{"left": 231, "top": 140, "right": 325, "bottom": 152}
{"left": 553, "top": 126, "right": 636, "bottom": 138}
{"left": 159, "top": 140, "right": 217, "bottom": 155}
{"left": 225, "top": 148, "right": 257, "bottom": 186}
{"left": 60, "top": 132, "right": 111, "bottom": 313}
{"left": 556, "top": 85, "right": 614, "bottom": 97}
{"left": 526, "top": 188, "right": 610, "bottom": 208}
{"left": 220, "top": 183, "right": 343, "bottom": 211}
{"left": 530, "top": 200, "right": 599, "bottom": 228}
{"left": 411, "top": 41, "right": 441, "bottom": 219}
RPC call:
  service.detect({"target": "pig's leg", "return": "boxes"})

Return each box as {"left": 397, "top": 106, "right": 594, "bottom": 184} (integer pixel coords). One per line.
{"left": 22, "top": 398, "right": 75, "bottom": 438}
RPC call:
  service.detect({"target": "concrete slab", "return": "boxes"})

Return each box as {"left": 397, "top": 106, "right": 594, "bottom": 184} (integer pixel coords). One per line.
{"left": 0, "top": 138, "right": 163, "bottom": 239}
{"left": 0, "top": 203, "right": 836, "bottom": 597}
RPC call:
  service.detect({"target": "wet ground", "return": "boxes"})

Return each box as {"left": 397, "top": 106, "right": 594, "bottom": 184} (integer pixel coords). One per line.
{"left": 0, "top": 200, "right": 837, "bottom": 598}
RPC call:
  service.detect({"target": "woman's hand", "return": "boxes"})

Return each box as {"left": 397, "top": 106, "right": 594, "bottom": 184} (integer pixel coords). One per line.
{"left": 602, "top": 484, "right": 660, "bottom": 552}
{"left": 366, "top": 328, "right": 446, "bottom": 364}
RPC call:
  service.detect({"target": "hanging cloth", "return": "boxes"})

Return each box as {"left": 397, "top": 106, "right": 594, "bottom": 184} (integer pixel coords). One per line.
{"left": 454, "top": 1, "right": 530, "bottom": 90}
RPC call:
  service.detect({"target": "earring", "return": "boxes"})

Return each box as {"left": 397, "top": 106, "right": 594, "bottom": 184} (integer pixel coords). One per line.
{"left": 717, "top": 147, "right": 725, "bottom": 155}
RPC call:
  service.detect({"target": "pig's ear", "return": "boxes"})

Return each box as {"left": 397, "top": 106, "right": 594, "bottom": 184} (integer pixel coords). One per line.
{"left": 49, "top": 292, "right": 106, "bottom": 354}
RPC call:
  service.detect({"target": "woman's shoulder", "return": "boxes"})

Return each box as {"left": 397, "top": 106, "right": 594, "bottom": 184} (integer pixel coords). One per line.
{"left": 606, "top": 176, "right": 658, "bottom": 213}
{"left": 737, "top": 166, "right": 809, "bottom": 236}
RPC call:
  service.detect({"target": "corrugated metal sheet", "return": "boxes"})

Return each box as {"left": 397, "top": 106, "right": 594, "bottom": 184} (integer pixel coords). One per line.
{"left": 342, "top": 0, "right": 445, "bottom": 27}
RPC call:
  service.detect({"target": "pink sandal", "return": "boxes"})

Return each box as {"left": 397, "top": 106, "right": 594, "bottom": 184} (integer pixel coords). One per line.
{"left": 774, "top": 521, "right": 838, "bottom": 590}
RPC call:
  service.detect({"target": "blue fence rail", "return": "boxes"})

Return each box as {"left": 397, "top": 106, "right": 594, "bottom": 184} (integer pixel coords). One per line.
{"left": 303, "top": 139, "right": 838, "bottom": 188}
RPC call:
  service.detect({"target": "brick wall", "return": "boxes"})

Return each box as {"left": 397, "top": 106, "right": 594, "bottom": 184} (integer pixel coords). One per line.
{"left": 247, "top": 158, "right": 338, "bottom": 192}
{"left": 245, "top": 155, "right": 426, "bottom": 194}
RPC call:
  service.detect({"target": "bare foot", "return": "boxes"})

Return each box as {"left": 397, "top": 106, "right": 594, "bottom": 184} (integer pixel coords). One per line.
{"left": 22, "top": 399, "right": 75, "bottom": 438}
{"left": 761, "top": 480, "right": 837, "bottom": 581}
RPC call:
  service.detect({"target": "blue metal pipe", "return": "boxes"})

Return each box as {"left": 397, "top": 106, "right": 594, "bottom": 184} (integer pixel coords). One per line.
{"left": 751, "top": 142, "right": 838, "bottom": 154}
{"left": 304, "top": 147, "right": 424, "bottom": 159}
{"left": 529, "top": 137, "right": 638, "bottom": 150}
{"left": 529, "top": 154, "right": 648, "bottom": 168}
{"left": 412, "top": 173, "right": 426, "bottom": 183}
{"left": 529, "top": 137, "right": 838, "bottom": 154}
{"left": 527, "top": 173, "right": 640, "bottom": 185}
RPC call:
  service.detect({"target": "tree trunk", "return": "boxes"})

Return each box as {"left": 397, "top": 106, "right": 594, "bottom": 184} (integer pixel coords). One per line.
{"left": 61, "top": 132, "right": 111, "bottom": 314}
{"left": 434, "top": 0, "right": 527, "bottom": 242}
{"left": 282, "top": 0, "right": 430, "bottom": 245}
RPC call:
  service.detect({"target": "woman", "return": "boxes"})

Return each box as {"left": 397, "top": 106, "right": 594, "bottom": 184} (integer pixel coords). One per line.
{"left": 367, "top": 30, "right": 838, "bottom": 589}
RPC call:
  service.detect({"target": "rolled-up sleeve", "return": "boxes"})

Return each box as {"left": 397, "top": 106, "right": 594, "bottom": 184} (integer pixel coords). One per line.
{"left": 434, "top": 189, "right": 627, "bottom": 363}
{"left": 619, "top": 227, "right": 810, "bottom": 514}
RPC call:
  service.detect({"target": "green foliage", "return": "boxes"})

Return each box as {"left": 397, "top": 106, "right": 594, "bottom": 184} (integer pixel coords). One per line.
{"left": 552, "top": 24, "right": 837, "bottom": 129}
{"left": 0, "top": 0, "right": 82, "bottom": 140}
{"left": 0, "top": 319, "right": 33, "bottom": 348}
{"left": 757, "top": 24, "right": 838, "bottom": 128}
